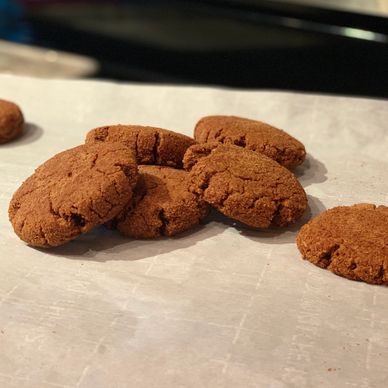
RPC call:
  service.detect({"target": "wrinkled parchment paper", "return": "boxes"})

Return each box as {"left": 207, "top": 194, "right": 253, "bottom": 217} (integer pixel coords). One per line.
{"left": 0, "top": 75, "right": 387, "bottom": 388}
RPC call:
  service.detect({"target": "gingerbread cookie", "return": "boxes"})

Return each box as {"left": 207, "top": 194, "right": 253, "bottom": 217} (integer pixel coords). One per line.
{"left": 116, "top": 165, "right": 209, "bottom": 238}
{"left": 0, "top": 99, "right": 24, "bottom": 144}
{"left": 86, "top": 125, "right": 195, "bottom": 168}
{"left": 9, "top": 142, "right": 138, "bottom": 247}
{"left": 194, "top": 115, "right": 306, "bottom": 168}
{"left": 297, "top": 204, "right": 388, "bottom": 285}
{"left": 187, "top": 144, "right": 307, "bottom": 228}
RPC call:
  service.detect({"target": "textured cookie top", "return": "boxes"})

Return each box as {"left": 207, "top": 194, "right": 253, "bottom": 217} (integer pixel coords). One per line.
{"left": 297, "top": 204, "right": 388, "bottom": 285}
{"left": 117, "top": 165, "right": 209, "bottom": 238}
{"left": 187, "top": 144, "right": 307, "bottom": 228}
{"left": 85, "top": 125, "right": 196, "bottom": 168}
{"left": 0, "top": 99, "right": 24, "bottom": 144}
{"left": 194, "top": 115, "right": 306, "bottom": 168}
{"left": 9, "top": 142, "right": 138, "bottom": 247}
{"left": 183, "top": 142, "right": 221, "bottom": 171}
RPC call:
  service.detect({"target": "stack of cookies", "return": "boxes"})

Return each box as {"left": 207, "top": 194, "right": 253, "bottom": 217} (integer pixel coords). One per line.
{"left": 9, "top": 115, "right": 308, "bottom": 247}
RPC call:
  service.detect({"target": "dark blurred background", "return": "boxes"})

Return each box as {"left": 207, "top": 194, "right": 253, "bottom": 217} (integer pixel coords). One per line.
{"left": 1, "top": 0, "right": 388, "bottom": 97}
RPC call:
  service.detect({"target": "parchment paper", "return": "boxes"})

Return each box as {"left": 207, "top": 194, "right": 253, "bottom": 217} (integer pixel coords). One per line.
{"left": 0, "top": 75, "right": 387, "bottom": 388}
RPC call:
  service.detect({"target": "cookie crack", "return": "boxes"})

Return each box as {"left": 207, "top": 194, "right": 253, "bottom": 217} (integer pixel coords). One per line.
{"left": 38, "top": 225, "right": 48, "bottom": 246}
{"left": 213, "top": 128, "right": 224, "bottom": 141}
{"left": 218, "top": 190, "right": 233, "bottom": 209}
{"left": 319, "top": 244, "right": 340, "bottom": 268}
{"left": 197, "top": 168, "right": 228, "bottom": 193}
{"left": 158, "top": 208, "right": 168, "bottom": 236}
{"left": 94, "top": 127, "right": 109, "bottom": 141}
{"left": 134, "top": 131, "right": 139, "bottom": 161}
{"left": 48, "top": 195, "right": 60, "bottom": 219}
{"left": 152, "top": 132, "right": 160, "bottom": 164}
{"left": 118, "top": 183, "right": 147, "bottom": 223}
{"left": 233, "top": 135, "right": 246, "bottom": 147}
{"left": 90, "top": 199, "right": 112, "bottom": 220}
{"left": 66, "top": 205, "right": 87, "bottom": 227}
{"left": 204, "top": 130, "right": 210, "bottom": 143}
{"left": 90, "top": 153, "right": 99, "bottom": 169}
{"left": 19, "top": 218, "right": 26, "bottom": 235}
{"left": 349, "top": 262, "right": 357, "bottom": 270}
{"left": 69, "top": 213, "right": 86, "bottom": 227}
{"left": 111, "top": 181, "right": 122, "bottom": 199}
{"left": 269, "top": 201, "right": 284, "bottom": 226}
{"left": 49, "top": 196, "right": 87, "bottom": 229}
{"left": 114, "top": 163, "right": 135, "bottom": 180}
{"left": 373, "top": 265, "right": 386, "bottom": 283}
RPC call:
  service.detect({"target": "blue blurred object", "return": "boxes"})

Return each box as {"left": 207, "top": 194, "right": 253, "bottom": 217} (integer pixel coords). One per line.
{"left": 0, "top": 0, "right": 29, "bottom": 42}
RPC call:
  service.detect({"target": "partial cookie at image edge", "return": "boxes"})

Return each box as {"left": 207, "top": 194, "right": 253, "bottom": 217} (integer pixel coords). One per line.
{"left": 297, "top": 203, "right": 388, "bottom": 285}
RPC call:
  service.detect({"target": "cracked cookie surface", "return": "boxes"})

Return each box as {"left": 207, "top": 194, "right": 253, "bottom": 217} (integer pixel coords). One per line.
{"left": 183, "top": 142, "right": 221, "bottom": 171}
{"left": 187, "top": 144, "right": 307, "bottom": 228}
{"left": 297, "top": 204, "right": 388, "bottom": 285}
{"left": 9, "top": 142, "right": 138, "bottom": 247}
{"left": 0, "top": 99, "right": 24, "bottom": 144}
{"left": 85, "top": 125, "right": 195, "bottom": 168}
{"left": 194, "top": 115, "right": 306, "bottom": 168}
{"left": 117, "top": 165, "right": 209, "bottom": 238}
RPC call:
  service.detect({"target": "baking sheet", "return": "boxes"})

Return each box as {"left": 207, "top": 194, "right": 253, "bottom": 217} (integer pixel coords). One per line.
{"left": 0, "top": 74, "right": 387, "bottom": 388}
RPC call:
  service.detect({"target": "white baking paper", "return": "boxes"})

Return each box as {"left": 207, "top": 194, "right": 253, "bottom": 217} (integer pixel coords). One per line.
{"left": 0, "top": 74, "right": 387, "bottom": 388}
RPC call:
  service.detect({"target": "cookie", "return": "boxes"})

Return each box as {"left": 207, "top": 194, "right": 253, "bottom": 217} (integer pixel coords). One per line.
{"left": 0, "top": 99, "right": 24, "bottom": 144}
{"left": 9, "top": 142, "right": 138, "bottom": 247}
{"left": 297, "top": 204, "right": 388, "bottom": 285}
{"left": 187, "top": 144, "right": 307, "bottom": 228}
{"left": 116, "top": 165, "right": 209, "bottom": 238}
{"left": 194, "top": 115, "right": 306, "bottom": 168}
{"left": 85, "top": 125, "right": 195, "bottom": 168}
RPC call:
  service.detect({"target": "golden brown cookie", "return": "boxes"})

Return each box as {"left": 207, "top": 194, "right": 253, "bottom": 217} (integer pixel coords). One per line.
{"left": 194, "top": 115, "right": 306, "bottom": 168}
{"left": 0, "top": 99, "right": 24, "bottom": 144}
{"left": 116, "top": 165, "right": 209, "bottom": 238}
{"left": 9, "top": 142, "right": 138, "bottom": 248}
{"left": 187, "top": 143, "right": 307, "bottom": 228}
{"left": 85, "top": 125, "right": 195, "bottom": 168}
{"left": 297, "top": 204, "right": 388, "bottom": 285}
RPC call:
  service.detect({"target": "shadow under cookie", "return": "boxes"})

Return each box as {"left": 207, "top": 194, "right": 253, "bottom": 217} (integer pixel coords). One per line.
{"left": 294, "top": 153, "right": 328, "bottom": 187}
{"left": 208, "top": 195, "right": 326, "bottom": 245}
{"left": 40, "top": 221, "right": 223, "bottom": 262}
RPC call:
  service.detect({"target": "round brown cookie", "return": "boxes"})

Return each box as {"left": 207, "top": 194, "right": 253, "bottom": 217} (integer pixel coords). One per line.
{"left": 0, "top": 99, "right": 24, "bottom": 144}
{"left": 85, "top": 125, "right": 195, "bottom": 168}
{"left": 116, "top": 165, "right": 209, "bottom": 238}
{"left": 188, "top": 144, "right": 307, "bottom": 228}
{"left": 194, "top": 115, "right": 306, "bottom": 168}
{"left": 297, "top": 204, "right": 388, "bottom": 285}
{"left": 9, "top": 142, "right": 138, "bottom": 248}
